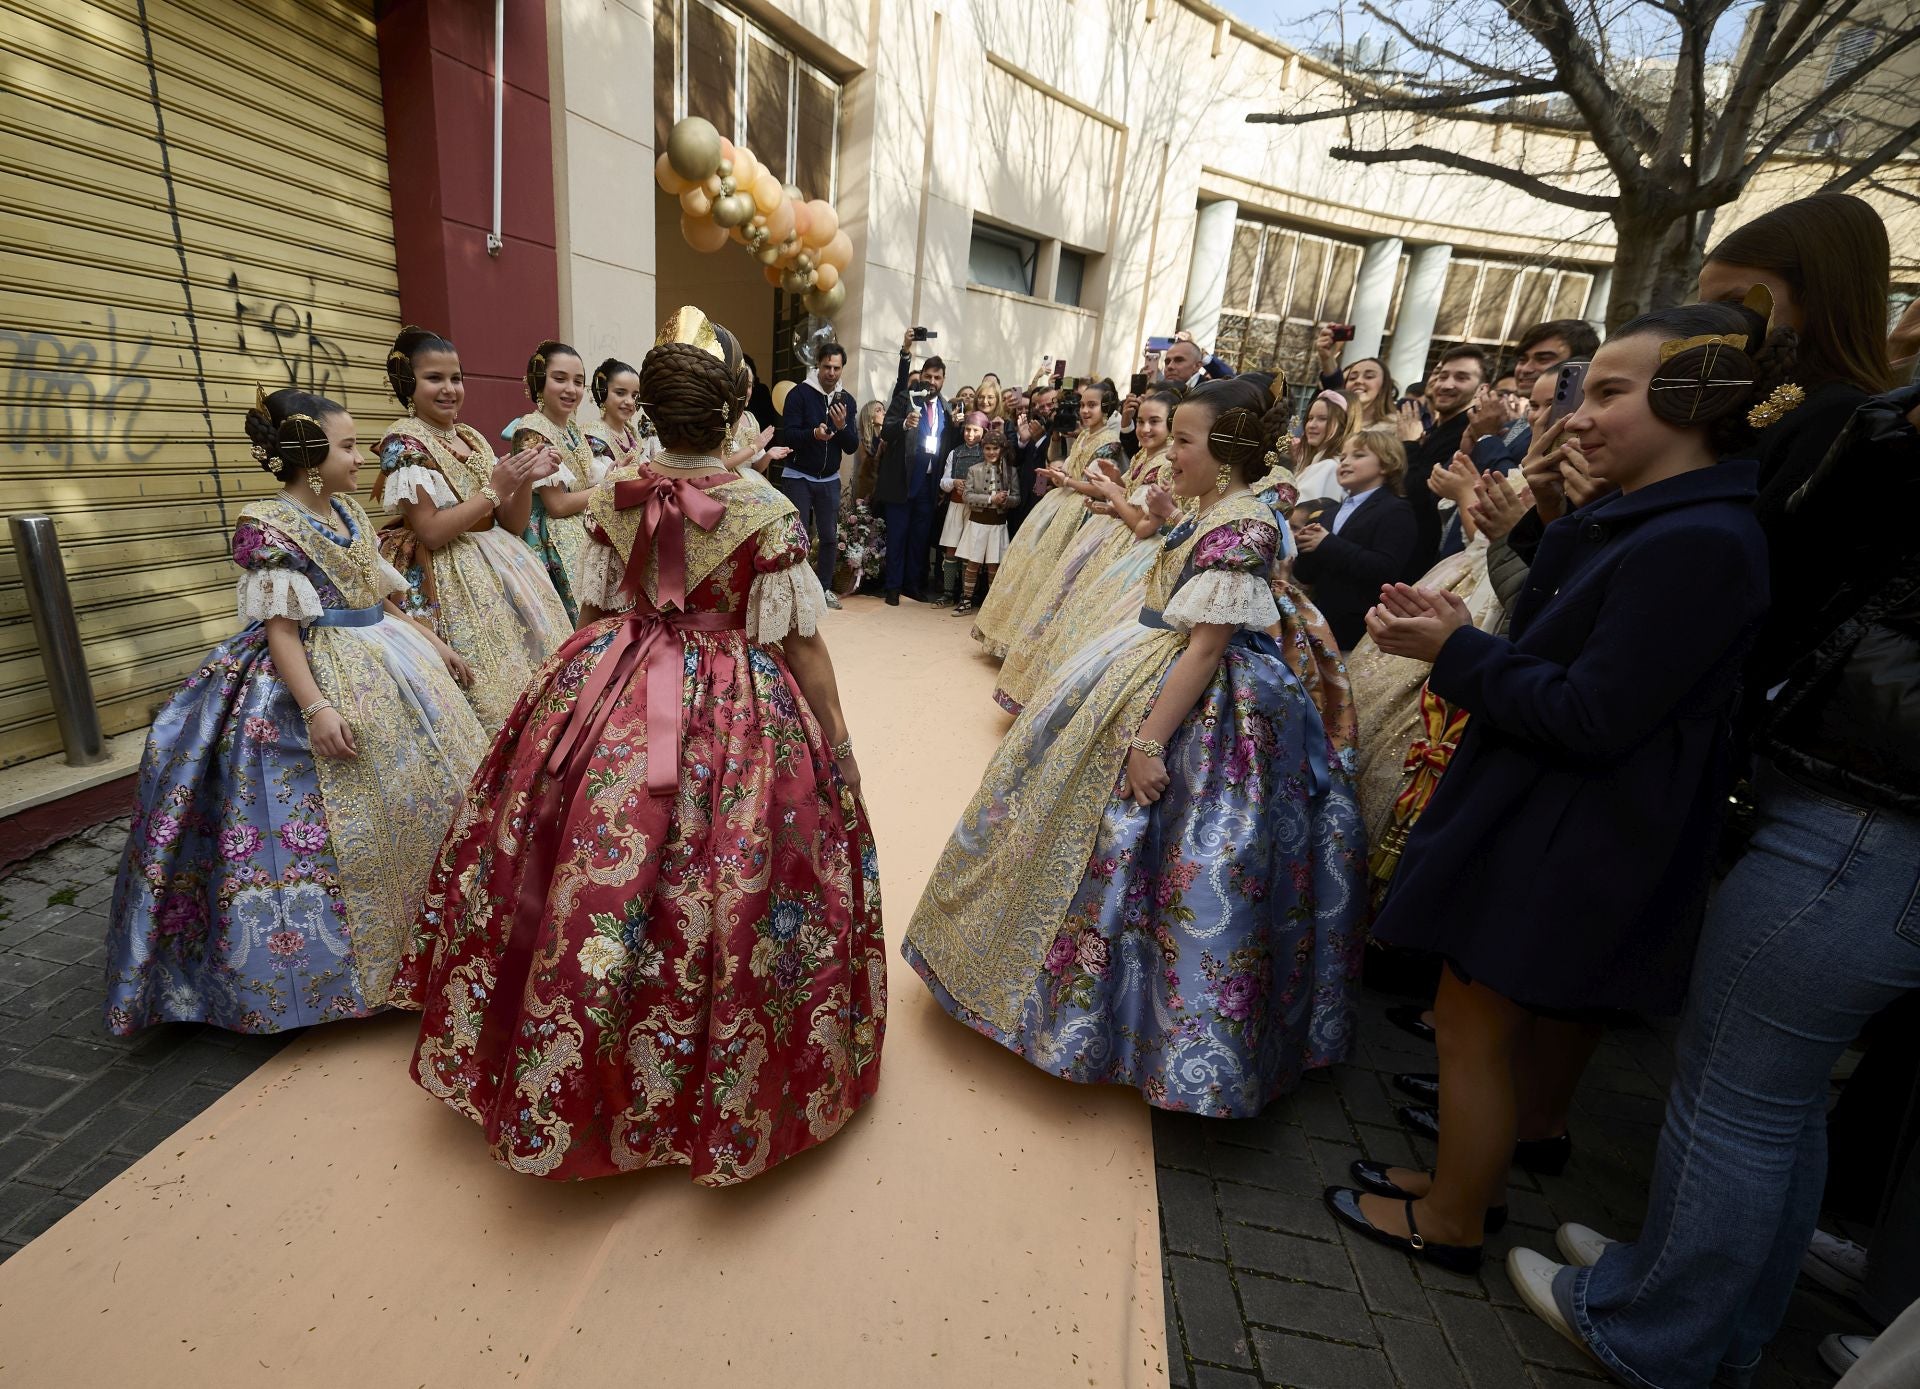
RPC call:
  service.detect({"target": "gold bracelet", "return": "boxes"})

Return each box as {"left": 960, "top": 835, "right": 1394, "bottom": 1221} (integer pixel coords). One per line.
{"left": 1129, "top": 734, "right": 1165, "bottom": 760}
{"left": 478, "top": 484, "right": 500, "bottom": 509}
{"left": 830, "top": 737, "right": 854, "bottom": 760}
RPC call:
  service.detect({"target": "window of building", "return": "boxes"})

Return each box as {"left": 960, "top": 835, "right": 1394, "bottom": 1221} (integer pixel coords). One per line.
{"left": 660, "top": 0, "right": 842, "bottom": 200}
{"left": 1056, "top": 249, "right": 1087, "bottom": 307}
{"left": 1827, "top": 25, "right": 1878, "bottom": 85}
{"left": 969, "top": 224, "right": 1038, "bottom": 296}
{"left": 1425, "top": 253, "right": 1595, "bottom": 374}
{"left": 1214, "top": 217, "right": 1369, "bottom": 385}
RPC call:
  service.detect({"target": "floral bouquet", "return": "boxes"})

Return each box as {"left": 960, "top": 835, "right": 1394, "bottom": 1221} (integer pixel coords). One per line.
{"left": 833, "top": 498, "right": 886, "bottom": 595}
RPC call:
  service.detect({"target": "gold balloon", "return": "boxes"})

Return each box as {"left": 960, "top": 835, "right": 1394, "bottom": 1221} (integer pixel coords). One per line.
{"left": 803, "top": 282, "right": 847, "bottom": 316}
{"left": 814, "top": 262, "right": 839, "bottom": 292}
{"left": 665, "top": 116, "right": 723, "bottom": 182}
{"left": 756, "top": 243, "right": 783, "bottom": 265}
{"left": 679, "top": 186, "right": 712, "bottom": 218}
{"left": 654, "top": 151, "right": 693, "bottom": 196}
{"left": 771, "top": 380, "right": 795, "bottom": 415}
{"left": 781, "top": 269, "right": 808, "bottom": 294}
{"left": 681, "top": 213, "right": 728, "bottom": 253}
{"left": 711, "top": 193, "right": 753, "bottom": 228}
{"left": 752, "top": 172, "right": 783, "bottom": 214}
{"left": 802, "top": 200, "right": 838, "bottom": 249}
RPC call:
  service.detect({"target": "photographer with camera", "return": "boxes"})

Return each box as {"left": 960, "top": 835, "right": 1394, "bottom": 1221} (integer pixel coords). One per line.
{"left": 874, "top": 328, "right": 955, "bottom": 605}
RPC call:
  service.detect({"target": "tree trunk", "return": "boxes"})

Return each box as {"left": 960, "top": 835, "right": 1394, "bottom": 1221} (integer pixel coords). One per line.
{"left": 1602, "top": 205, "right": 1703, "bottom": 332}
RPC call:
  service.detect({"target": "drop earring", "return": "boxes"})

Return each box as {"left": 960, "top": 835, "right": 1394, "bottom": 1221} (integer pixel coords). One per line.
{"left": 307, "top": 470, "right": 324, "bottom": 497}
{"left": 1215, "top": 462, "right": 1232, "bottom": 495}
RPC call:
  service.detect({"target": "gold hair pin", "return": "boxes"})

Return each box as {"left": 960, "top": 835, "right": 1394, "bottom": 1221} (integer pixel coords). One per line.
{"left": 1745, "top": 382, "right": 1805, "bottom": 430}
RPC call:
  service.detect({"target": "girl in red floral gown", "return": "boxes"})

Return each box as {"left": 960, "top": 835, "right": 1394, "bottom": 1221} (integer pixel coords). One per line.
{"left": 394, "top": 313, "right": 885, "bottom": 1184}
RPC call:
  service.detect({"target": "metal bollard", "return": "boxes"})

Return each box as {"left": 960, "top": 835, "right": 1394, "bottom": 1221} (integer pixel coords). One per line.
{"left": 8, "top": 514, "right": 108, "bottom": 767}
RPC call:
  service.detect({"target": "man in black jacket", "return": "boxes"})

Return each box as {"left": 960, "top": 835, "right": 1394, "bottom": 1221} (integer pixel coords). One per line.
{"left": 873, "top": 334, "right": 952, "bottom": 604}
{"left": 1396, "top": 343, "right": 1486, "bottom": 577}
{"left": 1009, "top": 384, "right": 1059, "bottom": 536}
{"left": 778, "top": 341, "right": 858, "bottom": 608}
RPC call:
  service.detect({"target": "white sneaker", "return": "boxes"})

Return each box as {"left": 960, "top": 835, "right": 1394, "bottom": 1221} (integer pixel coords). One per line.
{"left": 1508, "top": 1248, "right": 1596, "bottom": 1362}
{"left": 1819, "top": 1332, "right": 1874, "bottom": 1375}
{"left": 1557, "top": 1222, "right": 1616, "bottom": 1268}
{"left": 1802, "top": 1229, "right": 1869, "bottom": 1298}
{"left": 823, "top": 592, "right": 843, "bottom": 610}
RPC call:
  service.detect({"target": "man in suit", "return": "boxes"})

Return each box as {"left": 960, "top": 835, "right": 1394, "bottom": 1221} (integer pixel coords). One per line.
{"left": 874, "top": 333, "right": 952, "bottom": 604}
{"left": 1397, "top": 343, "right": 1486, "bottom": 577}
{"left": 1009, "top": 384, "right": 1059, "bottom": 536}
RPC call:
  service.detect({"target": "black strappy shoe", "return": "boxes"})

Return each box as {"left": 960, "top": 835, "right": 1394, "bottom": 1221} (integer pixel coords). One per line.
{"left": 1392, "top": 1072, "right": 1439, "bottom": 1103}
{"left": 1394, "top": 1105, "right": 1575, "bottom": 1176}
{"left": 1384, "top": 1003, "right": 1436, "bottom": 1043}
{"left": 1324, "top": 1186, "right": 1482, "bottom": 1274}
{"left": 1349, "top": 1160, "right": 1508, "bottom": 1233}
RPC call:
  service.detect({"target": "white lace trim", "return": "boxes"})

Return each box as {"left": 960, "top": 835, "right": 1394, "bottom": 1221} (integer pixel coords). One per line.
{"left": 746, "top": 562, "right": 827, "bottom": 644}
{"left": 236, "top": 568, "right": 324, "bottom": 624}
{"left": 574, "top": 539, "right": 632, "bottom": 612}
{"left": 586, "top": 454, "right": 611, "bottom": 489}
{"left": 376, "top": 555, "right": 408, "bottom": 597}
{"left": 533, "top": 462, "right": 579, "bottom": 491}
{"left": 380, "top": 464, "right": 458, "bottom": 511}
{"left": 1161, "top": 568, "right": 1281, "bottom": 633}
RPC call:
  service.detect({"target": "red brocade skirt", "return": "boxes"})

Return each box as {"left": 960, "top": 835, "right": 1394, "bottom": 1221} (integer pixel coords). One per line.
{"left": 393, "top": 613, "right": 886, "bottom": 1183}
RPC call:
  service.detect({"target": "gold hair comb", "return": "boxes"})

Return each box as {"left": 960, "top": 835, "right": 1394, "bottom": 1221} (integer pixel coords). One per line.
{"left": 1658, "top": 332, "right": 1748, "bottom": 363}
{"left": 1745, "top": 382, "right": 1804, "bottom": 430}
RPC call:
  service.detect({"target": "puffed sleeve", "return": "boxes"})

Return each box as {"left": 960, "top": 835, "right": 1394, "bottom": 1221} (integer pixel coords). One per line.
{"left": 574, "top": 529, "right": 631, "bottom": 612}
{"left": 377, "top": 554, "right": 409, "bottom": 598}
{"left": 232, "top": 519, "right": 323, "bottom": 623}
{"left": 378, "top": 435, "right": 458, "bottom": 511}
{"left": 1160, "top": 517, "right": 1283, "bottom": 632}
{"left": 744, "top": 514, "right": 827, "bottom": 644}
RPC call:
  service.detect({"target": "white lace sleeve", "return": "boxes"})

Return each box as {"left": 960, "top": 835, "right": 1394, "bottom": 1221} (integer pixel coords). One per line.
{"left": 745, "top": 562, "right": 828, "bottom": 644}
{"left": 1160, "top": 569, "right": 1281, "bottom": 633}
{"left": 380, "top": 465, "right": 458, "bottom": 511}
{"left": 236, "top": 568, "right": 324, "bottom": 624}
{"left": 376, "top": 555, "right": 408, "bottom": 597}
{"left": 534, "top": 462, "right": 579, "bottom": 491}
{"left": 574, "top": 538, "right": 632, "bottom": 612}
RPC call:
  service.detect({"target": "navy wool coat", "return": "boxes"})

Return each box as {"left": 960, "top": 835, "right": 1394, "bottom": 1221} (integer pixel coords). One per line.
{"left": 1372, "top": 460, "right": 1770, "bottom": 1015}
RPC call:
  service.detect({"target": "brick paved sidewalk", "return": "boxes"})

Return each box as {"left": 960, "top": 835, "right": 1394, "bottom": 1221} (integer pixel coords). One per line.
{"left": 1155, "top": 990, "right": 1877, "bottom": 1388}
{"left": 0, "top": 822, "right": 290, "bottom": 1261}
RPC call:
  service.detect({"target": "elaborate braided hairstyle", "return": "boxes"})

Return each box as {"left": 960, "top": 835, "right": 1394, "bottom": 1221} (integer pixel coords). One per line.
{"left": 386, "top": 325, "right": 456, "bottom": 407}
{"left": 524, "top": 340, "right": 582, "bottom": 405}
{"left": 1079, "top": 376, "right": 1122, "bottom": 418}
{"left": 1183, "top": 375, "right": 1288, "bottom": 486}
{"left": 244, "top": 386, "right": 345, "bottom": 484}
{"left": 638, "top": 338, "right": 745, "bottom": 451}
{"left": 1622, "top": 298, "right": 1801, "bottom": 456}
{"left": 591, "top": 357, "right": 639, "bottom": 410}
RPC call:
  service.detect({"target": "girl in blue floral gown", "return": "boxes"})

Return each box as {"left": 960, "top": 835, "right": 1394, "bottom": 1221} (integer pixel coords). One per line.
{"left": 904, "top": 380, "right": 1367, "bottom": 1116}
{"left": 103, "top": 390, "right": 488, "bottom": 1035}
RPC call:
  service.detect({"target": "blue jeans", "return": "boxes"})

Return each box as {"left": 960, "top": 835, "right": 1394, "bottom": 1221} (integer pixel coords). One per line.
{"left": 1561, "top": 762, "right": 1920, "bottom": 1388}
{"left": 777, "top": 473, "right": 840, "bottom": 593}
{"left": 883, "top": 496, "right": 936, "bottom": 597}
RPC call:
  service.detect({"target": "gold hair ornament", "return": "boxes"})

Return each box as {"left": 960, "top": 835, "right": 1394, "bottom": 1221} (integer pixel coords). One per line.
{"left": 1658, "top": 333, "right": 1748, "bottom": 364}
{"left": 247, "top": 384, "right": 275, "bottom": 465}
{"left": 1745, "top": 382, "right": 1805, "bottom": 430}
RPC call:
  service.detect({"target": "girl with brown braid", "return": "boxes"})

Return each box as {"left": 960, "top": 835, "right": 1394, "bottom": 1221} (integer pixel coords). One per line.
{"left": 377, "top": 327, "right": 572, "bottom": 733}
{"left": 397, "top": 308, "right": 885, "bottom": 1186}
{"left": 904, "top": 375, "right": 1366, "bottom": 1116}
{"left": 503, "top": 341, "right": 598, "bottom": 622}
{"left": 584, "top": 356, "right": 649, "bottom": 481}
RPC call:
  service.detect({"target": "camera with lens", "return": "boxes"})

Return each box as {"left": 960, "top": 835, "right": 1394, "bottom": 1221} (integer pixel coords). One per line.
{"left": 1052, "top": 378, "right": 1082, "bottom": 434}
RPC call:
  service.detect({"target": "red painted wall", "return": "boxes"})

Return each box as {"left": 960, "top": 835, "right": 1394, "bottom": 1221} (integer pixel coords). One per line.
{"left": 377, "top": 0, "right": 561, "bottom": 438}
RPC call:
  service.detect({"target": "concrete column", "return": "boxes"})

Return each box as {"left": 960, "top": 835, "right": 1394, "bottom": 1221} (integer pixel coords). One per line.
{"left": 1387, "top": 242, "right": 1452, "bottom": 388}
{"left": 1585, "top": 267, "right": 1613, "bottom": 336}
{"left": 1178, "top": 197, "right": 1239, "bottom": 351}
{"left": 1344, "top": 235, "right": 1403, "bottom": 366}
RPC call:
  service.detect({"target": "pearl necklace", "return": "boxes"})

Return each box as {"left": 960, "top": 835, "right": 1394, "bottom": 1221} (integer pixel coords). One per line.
{"left": 653, "top": 450, "right": 727, "bottom": 473}
{"left": 409, "top": 412, "right": 464, "bottom": 443}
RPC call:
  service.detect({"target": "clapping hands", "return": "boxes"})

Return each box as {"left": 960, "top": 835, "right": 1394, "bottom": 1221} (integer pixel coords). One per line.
{"left": 1365, "top": 583, "right": 1471, "bottom": 663}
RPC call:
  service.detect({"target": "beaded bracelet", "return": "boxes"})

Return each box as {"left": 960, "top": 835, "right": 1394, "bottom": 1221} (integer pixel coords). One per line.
{"left": 299, "top": 699, "right": 332, "bottom": 724}
{"left": 1129, "top": 734, "right": 1165, "bottom": 760}
{"left": 831, "top": 737, "right": 854, "bottom": 760}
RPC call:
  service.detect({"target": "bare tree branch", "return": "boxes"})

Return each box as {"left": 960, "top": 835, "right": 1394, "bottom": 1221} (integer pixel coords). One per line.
{"left": 1328, "top": 142, "right": 1619, "bottom": 211}
{"left": 1819, "top": 119, "right": 1920, "bottom": 193}
{"left": 1357, "top": 1, "right": 1544, "bottom": 84}
{"left": 1247, "top": 80, "right": 1562, "bottom": 124}
{"left": 1502, "top": 0, "right": 1663, "bottom": 168}
{"left": 1862, "top": 174, "right": 1920, "bottom": 209}
{"left": 1741, "top": 25, "right": 1920, "bottom": 178}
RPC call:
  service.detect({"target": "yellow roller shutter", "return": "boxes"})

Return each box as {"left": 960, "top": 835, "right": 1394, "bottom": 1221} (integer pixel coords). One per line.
{"left": 0, "top": 0, "right": 400, "bottom": 769}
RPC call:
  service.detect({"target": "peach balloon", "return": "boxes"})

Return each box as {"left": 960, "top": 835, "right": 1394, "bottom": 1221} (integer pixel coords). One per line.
{"left": 792, "top": 200, "right": 813, "bottom": 241}
{"left": 803, "top": 200, "right": 838, "bottom": 248}
{"left": 821, "top": 230, "right": 853, "bottom": 271}
{"left": 654, "top": 152, "right": 694, "bottom": 196}
{"left": 765, "top": 197, "right": 795, "bottom": 241}
{"left": 762, "top": 263, "right": 786, "bottom": 287}
{"left": 681, "top": 214, "right": 729, "bottom": 253}
{"left": 679, "top": 186, "right": 712, "bottom": 218}
{"left": 752, "top": 172, "right": 783, "bottom": 214}
{"left": 813, "top": 262, "right": 840, "bottom": 292}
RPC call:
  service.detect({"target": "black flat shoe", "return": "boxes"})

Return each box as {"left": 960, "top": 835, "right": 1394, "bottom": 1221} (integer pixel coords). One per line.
{"left": 885, "top": 591, "right": 900, "bottom": 606}
{"left": 1385, "top": 1003, "right": 1436, "bottom": 1044}
{"left": 1323, "top": 1186, "right": 1482, "bottom": 1274}
{"left": 1395, "top": 1105, "right": 1575, "bottom": 1176}
{"left": 1349, "top": 1161, "right": 1507, "bottom": 1233}
{"left": 1393, "top": 1072, "right": 1439, "bottom": 1103}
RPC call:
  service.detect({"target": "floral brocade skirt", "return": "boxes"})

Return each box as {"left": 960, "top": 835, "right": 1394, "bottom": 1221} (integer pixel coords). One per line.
{"left": 904, "top": 620, "right": 1368, "bottom": 1116}
{"left": 969, "top": 488, "right": 1085, "bottom": 658}
{"left": 104, "top": 617, "right": 484, "bottom": 1035}
{"left": 394, "top": 618, "right": 887, "bottom": 1183}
